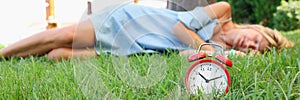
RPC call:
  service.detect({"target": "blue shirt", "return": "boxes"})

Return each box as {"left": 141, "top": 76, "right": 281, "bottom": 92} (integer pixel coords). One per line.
{"left": 90, "top": 4, "right": 219, "bottom": 56}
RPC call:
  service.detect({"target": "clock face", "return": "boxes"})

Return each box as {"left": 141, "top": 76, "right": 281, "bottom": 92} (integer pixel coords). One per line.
{"left": 186, "top": 60, "right": 230, "bottom": 96}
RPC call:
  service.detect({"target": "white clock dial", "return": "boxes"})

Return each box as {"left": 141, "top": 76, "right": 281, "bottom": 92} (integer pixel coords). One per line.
{"left": 187, "top": 62, "right": 228, "bottom": 96}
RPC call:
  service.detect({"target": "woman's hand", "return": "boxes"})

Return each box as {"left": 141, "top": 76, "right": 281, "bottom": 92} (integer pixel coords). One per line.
{"left": 179, "top": 50, "right": 223, "bottom": 57}
{"left": 225, "top": 49, "right": 261, "bottom": 57}
{"left": 179, "top": 49, "right": 249, "bottom": 57}
{"left": 225, "top": 50, "right": 245, "bottom": 57}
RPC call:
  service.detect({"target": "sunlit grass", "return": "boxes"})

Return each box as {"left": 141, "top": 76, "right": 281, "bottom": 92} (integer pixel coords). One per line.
{"left": 0, "top": 30, "right": 299, "bottom": 99}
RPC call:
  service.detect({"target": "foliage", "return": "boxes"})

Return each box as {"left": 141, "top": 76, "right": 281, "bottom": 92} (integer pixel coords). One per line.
{"left": 217, "top": 0, "right": 281, "bottom": 27}
{"left": 273, "top": 0, "right": 300, "bottom": 31}
{"left": 0, "top": 44, "right": 4, "bottom": 49}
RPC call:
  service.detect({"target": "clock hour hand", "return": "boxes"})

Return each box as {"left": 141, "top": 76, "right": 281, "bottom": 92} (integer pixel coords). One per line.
{"left": 207, "top": 75, "right": 223, "bottom": 82}
{"left": 198, "top": 73, "right": 209, "bottom": 83}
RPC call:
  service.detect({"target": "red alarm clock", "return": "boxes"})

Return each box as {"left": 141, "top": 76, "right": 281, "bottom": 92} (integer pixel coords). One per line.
{"left": 185, "top": 43, "right": 232, "bottom": 96}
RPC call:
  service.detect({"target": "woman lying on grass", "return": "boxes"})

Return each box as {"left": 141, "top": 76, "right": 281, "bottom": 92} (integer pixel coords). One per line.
{"left": 0, "top": 2, "right": 294, "bottom": 61}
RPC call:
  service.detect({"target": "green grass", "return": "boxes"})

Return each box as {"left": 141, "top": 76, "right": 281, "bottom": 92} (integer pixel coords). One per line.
{"left": 0, "top": 30, "right": 299, "bottom": 99}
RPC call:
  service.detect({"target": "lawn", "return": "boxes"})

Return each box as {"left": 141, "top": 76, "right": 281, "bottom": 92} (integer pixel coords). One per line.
{"left": 0, "top": 30, "right": 299, "bottom": 99}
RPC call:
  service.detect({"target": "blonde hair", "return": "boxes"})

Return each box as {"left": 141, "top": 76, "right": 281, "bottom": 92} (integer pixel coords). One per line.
{"left": 235, "top": 24, "right": 294, "bottom": 51}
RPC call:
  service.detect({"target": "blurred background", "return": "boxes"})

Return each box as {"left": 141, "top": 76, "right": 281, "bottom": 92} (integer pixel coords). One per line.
{"left": 1, "top": 0, "right": 299, "bottom": 45}
{"left": 0, "top": 0, "right": 86, "bottom": 45}
{"left": 0, "top": 0, "right": 166, "bottom": 45}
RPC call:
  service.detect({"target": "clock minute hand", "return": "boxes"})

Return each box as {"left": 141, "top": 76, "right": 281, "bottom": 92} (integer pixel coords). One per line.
{"left": 207, "top": 75, "right": 223, "bottom": 82}
{"left": 198, "top": 73, "right": 209, "bottom": 83}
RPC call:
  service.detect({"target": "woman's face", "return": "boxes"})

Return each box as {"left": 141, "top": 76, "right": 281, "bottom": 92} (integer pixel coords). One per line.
{"left": 232, "top": 29, "right": 270, "bottom": 53}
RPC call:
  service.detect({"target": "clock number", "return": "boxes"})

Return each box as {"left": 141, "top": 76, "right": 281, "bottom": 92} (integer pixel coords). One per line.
{"left": 207, "top": 67, "right": 212, "bottom": 71}
{"left": 215, "top": 68, "right": 219, "bottom": 72}
{"left": 220, "top": 81, "right": 225, "bottom": 86}
{"left": 200, "top": 66, "right": 205, "bottom": 71}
